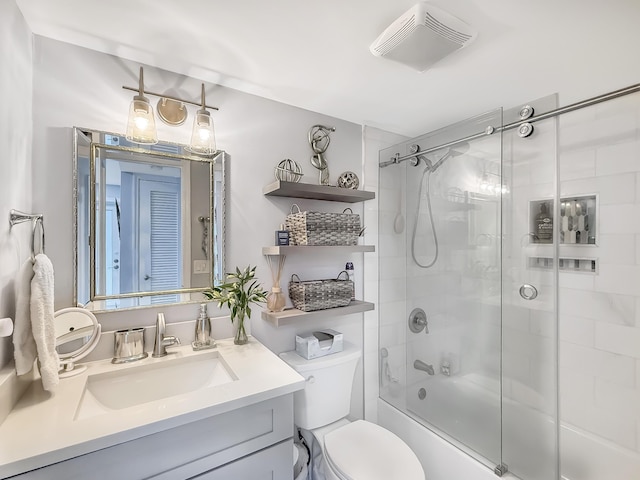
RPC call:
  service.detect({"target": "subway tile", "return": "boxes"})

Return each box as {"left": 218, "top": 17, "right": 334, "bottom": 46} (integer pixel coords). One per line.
{"left": 560, "top": 314, "right": 595, "bottom": 347}
{"left": 530, "top": 309, "right": 555, "bottom": 338}
{"left": 595, "top": 322, "right": 640, "bottom": 359}
{"left": 559, "top": 271, "right": 595, "bottom": 290}
{"left": 599, "top": 204, "right": 640, "bottom": 235}
{"left": 379, "top": 256, "right": 406, "bottom": 280}
{"left": 560, "top": 341, "right": 636, "bottom": 387}
{"left": 594, "top": 264, "right": 640, "bottom": 296}
{"left": 597, "top": 234, "right": 637, "bottom": 265}
{"left": 560, "top": 368, "right": 595, "bottom": 409}
{"left": 596, "top": 141, "right": 640, "bottom": 176}
{"left": 594, "top": 94, "right": 640, "bottom": 123}
{"left": 378, "top": 277, "right": 405, "bottom": 303}
{"left": 380, "top": 324, "right": 405, "bottom": 348}
{"left": 561, "top": 172, "right": 636, "bottom": 205}
{"left": 595, "top": 378, "right": 640, "bottom": 421}
{"left": 561, "top": 393, "right": 637, "bottom": 450}
{"left": 502, "top": 351, "right": 530, "bottom": 385}
{"left": 558, "top": 107, "right": 597, "bottom": 150}
{"left": 379, "top": 300, "right": 406, "bottom": 326}
{"left": 592, "top": 111, "right": 638, "bottom": 145}
{"left": 378, "top": 233, "right": 406, "bottom": 258}
{"left": 559, "top": 148, "right": 597, "bottom": 181}
{"left": 559, "top": 288, "right": 635, "bottom": 326}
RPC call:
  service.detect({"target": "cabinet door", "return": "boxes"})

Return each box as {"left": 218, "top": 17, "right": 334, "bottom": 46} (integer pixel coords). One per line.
{"left": 190, "top": 440, "right": 292, "bottom": 480}
{"left": 10, "top": 395, "right": 293, "bottom": 480}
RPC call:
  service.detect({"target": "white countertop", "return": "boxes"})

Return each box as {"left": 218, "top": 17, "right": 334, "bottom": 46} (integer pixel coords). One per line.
{"left": 0, "top": 338, "right": 305, "bottom": 478}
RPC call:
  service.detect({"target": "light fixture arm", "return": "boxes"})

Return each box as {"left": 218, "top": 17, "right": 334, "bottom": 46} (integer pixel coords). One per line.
{"left": 122, "top": 86, "right": 219, "bottom": 111}
{"left": 138, "top": 66, "right": 145, "bottom": 96}
{"left": 200, "top": 83, "right": 206, "bottom": 110}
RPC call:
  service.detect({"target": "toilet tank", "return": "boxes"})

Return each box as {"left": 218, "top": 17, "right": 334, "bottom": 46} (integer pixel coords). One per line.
{"left": 280, "top": 342, "right": 361, "bottom": 430}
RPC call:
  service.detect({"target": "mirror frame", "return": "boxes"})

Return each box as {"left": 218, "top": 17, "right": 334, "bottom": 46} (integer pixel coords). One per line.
{"left": 73, "top": 127, "right": 226, "bottom": 311}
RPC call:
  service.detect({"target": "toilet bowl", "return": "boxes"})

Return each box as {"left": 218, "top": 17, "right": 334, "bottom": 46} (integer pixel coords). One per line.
{"left": 280, "top": 342, "right": 425, "bottom": 480}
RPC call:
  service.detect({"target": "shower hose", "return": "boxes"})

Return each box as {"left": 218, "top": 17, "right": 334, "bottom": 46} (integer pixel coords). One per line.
{"left": 411, "top": 167, "right": 439, "bottom": 269}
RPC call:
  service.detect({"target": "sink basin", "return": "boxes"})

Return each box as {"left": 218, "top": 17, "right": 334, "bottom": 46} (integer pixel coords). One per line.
{"left": 76, "top": 351, "right": 236, "bottom": 419}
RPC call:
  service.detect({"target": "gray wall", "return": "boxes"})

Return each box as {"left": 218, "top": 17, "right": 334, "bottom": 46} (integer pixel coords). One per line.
{"left": 29, "top": 36, "right": 368, "bottom": 416}
{"left": 0, "top": 1, "right": 33, "bottom": 369}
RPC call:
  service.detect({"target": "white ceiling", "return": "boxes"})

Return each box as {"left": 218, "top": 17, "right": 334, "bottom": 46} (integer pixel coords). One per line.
{"left": 15, "top": 0, "right": 640, "bottom": 137}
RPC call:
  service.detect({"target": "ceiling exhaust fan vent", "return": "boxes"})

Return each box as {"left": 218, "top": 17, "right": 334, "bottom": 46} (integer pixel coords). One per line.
{"left": 370, "top": 2, "right": 477, "bottom": 72}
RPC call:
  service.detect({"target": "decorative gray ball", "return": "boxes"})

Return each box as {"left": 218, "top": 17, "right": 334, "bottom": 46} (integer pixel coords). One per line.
{"left": 274, "top": 158, "right": 303, "bottom": 183}
{"left": 337, "top": 171, "right": 359, "bottom": 189}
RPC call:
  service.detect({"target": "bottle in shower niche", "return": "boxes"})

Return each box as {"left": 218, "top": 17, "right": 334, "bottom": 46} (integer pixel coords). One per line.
{"left": 535, "top": 202, "right": 553, "bottom": 244}
{"left": 345, "top": 262, "right": 355, "bottom": 300}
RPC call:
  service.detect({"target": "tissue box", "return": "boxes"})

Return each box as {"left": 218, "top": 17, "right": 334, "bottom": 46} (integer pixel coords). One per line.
{"left": 295, "top": 329, "right": 344, "bottom": 360}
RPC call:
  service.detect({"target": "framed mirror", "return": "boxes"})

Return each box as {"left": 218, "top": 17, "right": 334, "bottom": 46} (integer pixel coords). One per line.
{"left": 73, "top": 127, "right": 226, "bottom": 311}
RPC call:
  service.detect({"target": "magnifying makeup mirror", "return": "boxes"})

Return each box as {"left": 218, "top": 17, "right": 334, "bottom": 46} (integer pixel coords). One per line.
{"left": 54, "top": 307, "right": 101, "bottom": 377}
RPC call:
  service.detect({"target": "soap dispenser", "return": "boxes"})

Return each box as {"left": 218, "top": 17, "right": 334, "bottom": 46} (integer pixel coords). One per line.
{"left": 193, "top": 303, "right": 216, "bottom": 350}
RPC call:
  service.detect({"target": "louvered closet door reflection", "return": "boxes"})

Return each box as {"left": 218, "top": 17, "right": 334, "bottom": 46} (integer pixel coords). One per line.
{"left": 139, "top": 177, "right": 182, "bottom": 305}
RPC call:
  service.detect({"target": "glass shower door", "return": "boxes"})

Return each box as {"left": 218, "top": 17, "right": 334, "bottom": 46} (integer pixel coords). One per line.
{"left": 500, "top": 94, "right": 559, "bottom": 480}
{"left": 401, "top": 109, "right": 504, "bottom": 469}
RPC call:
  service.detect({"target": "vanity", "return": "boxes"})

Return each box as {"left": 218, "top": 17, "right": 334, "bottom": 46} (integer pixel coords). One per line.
{"left": 0, "top": 338, "right": 304, "bottom": 479}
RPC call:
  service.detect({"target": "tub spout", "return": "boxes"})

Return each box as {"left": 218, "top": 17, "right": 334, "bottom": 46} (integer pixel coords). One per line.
{"left": 414, "top": 359, "right": 435, "bottom": 375}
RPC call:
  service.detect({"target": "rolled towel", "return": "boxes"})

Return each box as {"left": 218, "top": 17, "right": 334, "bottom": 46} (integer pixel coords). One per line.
{"left": 31, "top": 254, "right": 59, "bottom": 391}
{"left": 12, "top": 259, "right": 37, "bottom": 375}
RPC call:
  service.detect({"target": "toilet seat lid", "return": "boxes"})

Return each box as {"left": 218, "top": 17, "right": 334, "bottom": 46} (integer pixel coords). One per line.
{"left": 324, "top": 420, "right": 424, "bottom": 480}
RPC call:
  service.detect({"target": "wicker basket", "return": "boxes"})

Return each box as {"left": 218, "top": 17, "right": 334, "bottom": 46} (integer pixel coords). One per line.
{"left": 289, "top": 271, "right": 353, "bottom": 312}
{"left": 286, "top": 204, "right": 361, "bottom": 246}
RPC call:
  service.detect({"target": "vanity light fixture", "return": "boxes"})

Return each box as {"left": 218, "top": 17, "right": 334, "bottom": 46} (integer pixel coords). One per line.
{"left": 125, "top": 67, "right": 158, "bottom": 145}
{"left": 187, "top": 84, "right": 217, "bottom": 156}
{"left": 123, "top": 70, "right": 219, "bottom": 154}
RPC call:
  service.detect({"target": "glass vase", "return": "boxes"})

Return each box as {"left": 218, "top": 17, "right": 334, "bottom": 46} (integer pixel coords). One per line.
{"left": 266, "top": 286, "right": 286, "bottom": 312}
{"left": 233, "top": 310, "right": 248, "bottom": 345}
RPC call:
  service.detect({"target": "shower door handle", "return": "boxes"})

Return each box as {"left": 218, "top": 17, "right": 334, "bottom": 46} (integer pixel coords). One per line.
{"left": 519, "top": 284, "right": 538, "bottom": 300}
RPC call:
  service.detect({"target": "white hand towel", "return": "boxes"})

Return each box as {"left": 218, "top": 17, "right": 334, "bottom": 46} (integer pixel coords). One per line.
{"left": 12, "top": 259, "right": 37, "bottom": 375}
{"left": 31, "top": 253, "right": 59, "bottom": 391}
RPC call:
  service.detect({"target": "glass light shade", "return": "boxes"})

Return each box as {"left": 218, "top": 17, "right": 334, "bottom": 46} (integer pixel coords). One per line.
{"left": 126, "top": 97, "right": 158, "bottom": 144}
{"left": 188, "top": 110, "right": 216, "bottom": 155}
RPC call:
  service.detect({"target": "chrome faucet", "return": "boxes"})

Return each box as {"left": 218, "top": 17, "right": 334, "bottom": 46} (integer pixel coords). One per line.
{"left": 414, "top": 359, "right": 435, "bottom": 376}
{"left": 152, "top": 313, "right": 181, "bottom": 357}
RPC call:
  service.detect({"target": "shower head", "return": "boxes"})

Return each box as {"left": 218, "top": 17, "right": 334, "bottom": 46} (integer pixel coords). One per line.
{"left": 427, "top": 141, "right": 469, "bottom": 172}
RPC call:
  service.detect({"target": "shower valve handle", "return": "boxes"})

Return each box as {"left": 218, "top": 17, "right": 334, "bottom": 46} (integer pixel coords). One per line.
{"left": 408, "top": 308, "right": 428, "bottom": 334}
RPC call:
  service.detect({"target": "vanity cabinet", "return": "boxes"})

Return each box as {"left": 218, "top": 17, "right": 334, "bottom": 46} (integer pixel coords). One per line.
{"left": 10, "top": 395, "right": 294, "bottom": 480}
{"left": 262, "top": 181, "right": 376, "bottom": 327}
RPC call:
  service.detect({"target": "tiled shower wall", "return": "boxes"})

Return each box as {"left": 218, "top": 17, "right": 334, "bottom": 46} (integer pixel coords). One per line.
{"left": 557, "top": 93, "right": 640, "bottom": 479}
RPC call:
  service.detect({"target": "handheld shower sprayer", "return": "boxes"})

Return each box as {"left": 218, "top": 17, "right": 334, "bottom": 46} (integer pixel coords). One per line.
{"left": 411, "top": 140, "right": 470, "bottom": 269}
{"left": 421, "top": 141, "right": 470, "bottom": 172}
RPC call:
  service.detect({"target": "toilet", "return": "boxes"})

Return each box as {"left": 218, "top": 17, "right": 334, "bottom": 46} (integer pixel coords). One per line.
{"left": 280, "top": 341, "right": 425, "bottom": 480}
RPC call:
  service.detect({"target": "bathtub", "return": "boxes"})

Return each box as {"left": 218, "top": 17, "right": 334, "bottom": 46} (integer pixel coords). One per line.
{"left": 379, "top": 374, "right": 640, "bottom": 480}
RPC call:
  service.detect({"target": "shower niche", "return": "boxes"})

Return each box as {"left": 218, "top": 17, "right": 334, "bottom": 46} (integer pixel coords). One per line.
{"left": 526, "top": 194, "right": 598, "bottom": 272}
{"left": 558, "top": 194, "right": 597, "bottom": 245}
{"left": 528, "top": 194, "right": 597, "bottom": 245}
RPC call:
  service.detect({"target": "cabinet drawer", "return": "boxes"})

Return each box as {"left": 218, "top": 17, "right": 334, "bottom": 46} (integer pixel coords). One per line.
{"left": 11, "top": 395, "right": 293, "bottom": 480}
{"left": 189, "top": 439, "right": 292, "bottom": 480}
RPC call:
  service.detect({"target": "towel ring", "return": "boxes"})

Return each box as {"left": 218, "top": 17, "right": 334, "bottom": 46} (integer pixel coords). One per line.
{"left": 9, "top": 209, "right": 45, "bottom": 262}
{"left": 30, "top": 217, "right": 45, "bottom": 262}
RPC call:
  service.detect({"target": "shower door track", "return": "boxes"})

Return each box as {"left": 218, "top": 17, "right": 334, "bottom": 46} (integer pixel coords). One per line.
{"left": 380, "top": 81, "right": 640, "bottom": 167}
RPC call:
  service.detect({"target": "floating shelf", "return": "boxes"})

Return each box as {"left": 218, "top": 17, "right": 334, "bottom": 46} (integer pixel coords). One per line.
{"left": 261, "top": 300, "right": 375, "bottom": 327}
{"left": 262, "top": 245, "right": 375, "bottom": 255}
{"left": 263, "top": 181, "right": 375, "bottom": 203}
